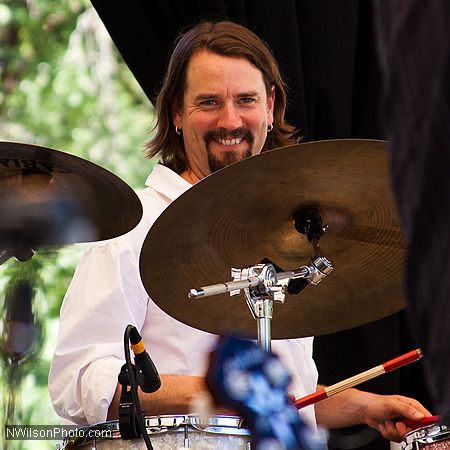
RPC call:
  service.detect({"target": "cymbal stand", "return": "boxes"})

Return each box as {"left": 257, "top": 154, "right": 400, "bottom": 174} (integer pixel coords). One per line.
{"left": 189, "top": 253, "right": 333, "bottom": 351}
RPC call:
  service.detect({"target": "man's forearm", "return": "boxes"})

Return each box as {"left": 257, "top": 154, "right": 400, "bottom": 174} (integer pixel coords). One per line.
{"left": 314, "top": 384, "right": 430, "bottom": 443}
{"left": 314, "top": 385, "right": 365, "bottom": 428}
{"left": 107, "top": 374, "right": 206, "bottom": 419}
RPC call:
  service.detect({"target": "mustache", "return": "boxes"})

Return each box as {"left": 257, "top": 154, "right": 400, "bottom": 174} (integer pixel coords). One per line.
{"left": 204, "top": 127, "right": 253, "bottom": 143}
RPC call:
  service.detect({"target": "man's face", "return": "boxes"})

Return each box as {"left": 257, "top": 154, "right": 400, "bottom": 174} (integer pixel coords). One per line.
{"left": 173, "top": 49, "right": 275, "bottom": 183}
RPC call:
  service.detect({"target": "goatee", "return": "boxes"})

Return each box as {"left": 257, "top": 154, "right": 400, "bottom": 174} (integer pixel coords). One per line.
{"left": 204, "top": 127, "right": 254, "bottom": 173}
{"left": 207, "top": 148, "right": 252, "bottom": 173}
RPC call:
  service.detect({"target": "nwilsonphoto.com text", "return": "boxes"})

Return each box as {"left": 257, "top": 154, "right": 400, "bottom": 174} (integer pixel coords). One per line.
{"left": 4, "top": 425, "right": 112, "bottom": 441}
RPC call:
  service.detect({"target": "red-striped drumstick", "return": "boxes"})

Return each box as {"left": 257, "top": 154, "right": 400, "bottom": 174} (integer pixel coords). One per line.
{"left": 402, "top": 415, "right": 441, "bottom": 428}
{"left": 294, "top": 348, "right": 423, "bottom": 410}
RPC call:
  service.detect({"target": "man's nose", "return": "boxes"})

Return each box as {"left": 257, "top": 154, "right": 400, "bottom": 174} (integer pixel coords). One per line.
{"left": 217, "top": 104, "right": 243, "bottom": 130}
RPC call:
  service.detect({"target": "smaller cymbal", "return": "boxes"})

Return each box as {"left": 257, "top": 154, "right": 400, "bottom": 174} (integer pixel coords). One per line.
{"left": 0, "top": 141, "right": 142, "bottom": 251}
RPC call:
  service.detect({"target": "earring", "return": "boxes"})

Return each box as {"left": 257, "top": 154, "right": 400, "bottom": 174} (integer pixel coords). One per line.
{"left": 267, "top": 123, "right": 273, "bottom": 132}
{"left": 175, "top": 126, "right": 182, "bottom": 135}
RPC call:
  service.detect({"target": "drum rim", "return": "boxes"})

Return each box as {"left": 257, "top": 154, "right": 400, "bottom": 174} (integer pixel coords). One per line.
{"left": 60, "top": 414, "right": 251, "bottom": 448}
{"left": 403, "top": 423, "right": 450, "bottom": 445}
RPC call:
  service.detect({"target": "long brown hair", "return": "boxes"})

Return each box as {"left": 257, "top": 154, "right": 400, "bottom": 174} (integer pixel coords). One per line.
{"left": 145, "top": 21, "right": 298, "bottom": 173}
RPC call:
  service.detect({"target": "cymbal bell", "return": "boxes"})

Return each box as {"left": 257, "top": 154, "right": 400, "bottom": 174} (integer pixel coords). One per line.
{"left": 0, "top": 141, "right": 142, "bottom": 251}
{"left": 140, "top": 139, "right": 406, "bottom": 339}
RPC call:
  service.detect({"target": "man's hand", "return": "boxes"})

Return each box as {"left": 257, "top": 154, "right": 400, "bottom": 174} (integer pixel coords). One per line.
{"left": 356, "top": 392, "right": 432, "bottom": 442}
{"left": 315, "top": 387, "right": 432, "bottom": 442}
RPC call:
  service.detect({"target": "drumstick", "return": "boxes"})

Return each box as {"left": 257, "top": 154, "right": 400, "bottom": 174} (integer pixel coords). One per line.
{"left": 402, "top": 415, "right": 441, "bottom": 428}
{"left": 294, "top": 348, "right": 423, "bottom": 409}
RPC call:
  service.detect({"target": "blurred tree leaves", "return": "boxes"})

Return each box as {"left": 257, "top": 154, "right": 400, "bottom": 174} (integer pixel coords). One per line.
{"left": 0, "top": 1, "right": 155, "bottom": 447}
{"left": 1, "top": 0, "right": 154, "bottom": 188}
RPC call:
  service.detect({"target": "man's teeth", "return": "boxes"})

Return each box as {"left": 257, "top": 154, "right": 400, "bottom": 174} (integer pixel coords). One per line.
{"left": 217, "top": 137, "right": 243, "bottom": 146}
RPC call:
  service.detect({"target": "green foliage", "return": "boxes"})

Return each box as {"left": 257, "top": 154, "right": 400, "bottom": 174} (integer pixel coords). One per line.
{"left": 0, "top": 1, "right": 156, "bottom": 448}
{"left": 1, "top": 0, "right": 155, "bottom": 188}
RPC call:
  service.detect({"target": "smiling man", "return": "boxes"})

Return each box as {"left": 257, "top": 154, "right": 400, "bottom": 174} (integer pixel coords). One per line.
{"left": 49, "top": 21, "right": 430, "bottom": 443}
{"left": 173, "top": 49, "right": 274, "bottom": 181}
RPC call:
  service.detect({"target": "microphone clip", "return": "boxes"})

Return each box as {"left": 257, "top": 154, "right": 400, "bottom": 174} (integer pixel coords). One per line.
{"left": 118, "top": 363, "right": 145, "bottom": 439}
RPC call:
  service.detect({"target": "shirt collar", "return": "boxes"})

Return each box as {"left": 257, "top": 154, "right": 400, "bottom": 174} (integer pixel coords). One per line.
{"left": 145, "top": 163, "right": 192, "bottom": 201}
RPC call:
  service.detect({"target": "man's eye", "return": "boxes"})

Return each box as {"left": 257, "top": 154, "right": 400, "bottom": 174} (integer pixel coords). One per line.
{"left": 200, "top": 99, "right": 217, "bottom": 106}
{"left": 239, "top": 97, "right": 256, "bottom": 104}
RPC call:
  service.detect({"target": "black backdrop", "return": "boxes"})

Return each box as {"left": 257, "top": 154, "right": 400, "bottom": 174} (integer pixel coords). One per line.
{"left": 90, "top": 1, "right": 431, "bottom": 448}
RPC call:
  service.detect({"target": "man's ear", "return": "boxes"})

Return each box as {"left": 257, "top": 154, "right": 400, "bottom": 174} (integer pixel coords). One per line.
{"left": 172, "top": 101, "right": 182, "bottom": 129}
{"left": 267, "top": 85, "right": 275, "bottom": 124}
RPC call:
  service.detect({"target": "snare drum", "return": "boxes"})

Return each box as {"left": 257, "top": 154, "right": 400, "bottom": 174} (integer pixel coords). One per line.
{"left": 402, "top": 424, "right": 450, "bottom": 449}
{"left": 60, "top": 414, "right": 251, "bottom": 449}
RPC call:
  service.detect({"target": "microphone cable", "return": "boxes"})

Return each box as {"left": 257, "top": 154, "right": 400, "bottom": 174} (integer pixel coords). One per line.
{"left": 123, "top": 324, "right": 153, "bottom": 450}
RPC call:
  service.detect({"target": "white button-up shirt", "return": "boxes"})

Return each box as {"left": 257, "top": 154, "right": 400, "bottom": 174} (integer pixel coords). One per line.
{"left": 49, "top": 164, "right": 318, "bottom": 426}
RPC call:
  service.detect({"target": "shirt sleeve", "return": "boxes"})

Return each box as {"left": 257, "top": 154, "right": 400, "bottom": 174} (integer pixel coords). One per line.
{"left": 48, "top": 237, "right": 149, "bottom": 425}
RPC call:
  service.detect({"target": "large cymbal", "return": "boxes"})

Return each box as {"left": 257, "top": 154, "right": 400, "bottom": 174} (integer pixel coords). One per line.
{"left": 0, "top": 141, "right": 142, "bottom": 249}
{"left": 140, "top": 139, "right": 405, "bottom": 339}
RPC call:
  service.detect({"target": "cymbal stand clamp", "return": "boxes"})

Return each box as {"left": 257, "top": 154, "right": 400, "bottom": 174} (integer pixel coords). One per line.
{"left": 231, "top": 264, "right": 289, "bottom": 352}
{"left": 188, "top": 256, "right": 334, "bottom": 352}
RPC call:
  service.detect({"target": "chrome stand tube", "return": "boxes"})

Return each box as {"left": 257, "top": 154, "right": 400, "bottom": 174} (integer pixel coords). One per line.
{"left": 257, "top": 316, "right": 272, "bottom": 352}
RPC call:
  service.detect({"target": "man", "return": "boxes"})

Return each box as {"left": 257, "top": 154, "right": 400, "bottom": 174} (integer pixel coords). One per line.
{"left": 49, "top": 21, "right": 430, "bottom": 442}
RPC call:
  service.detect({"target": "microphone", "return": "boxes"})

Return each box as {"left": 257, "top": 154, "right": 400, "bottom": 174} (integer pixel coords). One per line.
{"left": 1, "top": 280, "right": 36, "bottom": 361}
{"left": 129, "top": 327, "right": 161, "bottom": 393}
